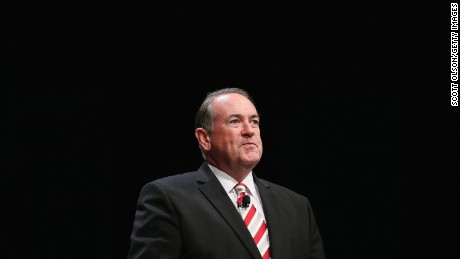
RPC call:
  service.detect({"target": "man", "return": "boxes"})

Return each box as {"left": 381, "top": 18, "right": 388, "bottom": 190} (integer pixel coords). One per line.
{"left": 127, "top": 88, "right": 326, "bottom": 259}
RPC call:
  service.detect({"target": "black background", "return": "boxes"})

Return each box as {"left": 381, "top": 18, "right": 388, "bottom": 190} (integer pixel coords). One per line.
{"left": 7, "top": 2, "right": 459, "bottom": 259}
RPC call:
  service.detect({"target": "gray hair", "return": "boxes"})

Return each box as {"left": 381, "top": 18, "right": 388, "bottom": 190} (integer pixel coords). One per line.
{"left": 194, "top": 88, "right": 255, "bottom": 133}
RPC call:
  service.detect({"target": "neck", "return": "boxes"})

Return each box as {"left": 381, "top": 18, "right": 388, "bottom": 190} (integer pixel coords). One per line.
{"left": 206, "top": 160, "right": 253, "bottom": 182}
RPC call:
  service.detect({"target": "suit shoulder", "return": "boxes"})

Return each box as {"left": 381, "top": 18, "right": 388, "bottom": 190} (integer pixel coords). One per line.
{"left": 143, "top": 170, "right": 198, "bottom": 189}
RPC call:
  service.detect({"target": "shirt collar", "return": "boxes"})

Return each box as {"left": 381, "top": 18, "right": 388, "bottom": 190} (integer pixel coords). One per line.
{"left": 207, "top": 163, "right": 256, "bottom": 195}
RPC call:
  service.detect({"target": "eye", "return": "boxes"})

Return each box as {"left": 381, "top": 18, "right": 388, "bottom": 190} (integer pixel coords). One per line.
{"left": 250, "top": 119, "right": 260, "bottom": 127}
{"left": 228, "top": 119, "right": 240, "bottom": 127}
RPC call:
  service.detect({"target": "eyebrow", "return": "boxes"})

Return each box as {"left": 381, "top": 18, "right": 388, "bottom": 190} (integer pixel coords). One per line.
{"left": 226, "top": 113, "right": 261, "bottom": 120}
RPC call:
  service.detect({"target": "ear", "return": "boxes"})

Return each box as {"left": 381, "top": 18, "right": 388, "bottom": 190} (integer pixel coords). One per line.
{"left": 195, "top": 128, "right": 211, "bottom": 151}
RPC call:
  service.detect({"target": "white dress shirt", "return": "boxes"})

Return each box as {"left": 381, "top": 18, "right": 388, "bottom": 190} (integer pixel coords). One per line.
{"left": 208, "top": 163, "right": 266, "bottom": 219}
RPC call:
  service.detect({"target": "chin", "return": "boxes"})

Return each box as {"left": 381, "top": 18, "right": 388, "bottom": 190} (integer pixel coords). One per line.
{"left": 242, "top": 155, "right": 261, "bottom": 164}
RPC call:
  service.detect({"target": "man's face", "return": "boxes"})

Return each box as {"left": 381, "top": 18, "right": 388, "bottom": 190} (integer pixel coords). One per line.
{"left": 208, "top": 93, "right": 263, "bottom": 170}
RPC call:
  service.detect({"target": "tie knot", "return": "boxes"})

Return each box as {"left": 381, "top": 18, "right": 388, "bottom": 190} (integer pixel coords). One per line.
{"left": 234, "top": 182, "right": 248, "bottom": 195}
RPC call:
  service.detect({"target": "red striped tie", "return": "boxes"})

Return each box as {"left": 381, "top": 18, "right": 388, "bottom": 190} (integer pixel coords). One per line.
{"left": 234, "top": 183, "right": 271, "bottom": 259}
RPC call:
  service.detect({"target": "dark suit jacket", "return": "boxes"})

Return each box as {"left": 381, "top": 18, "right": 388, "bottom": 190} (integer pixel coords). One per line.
{"left": 127, "top": 162, "right": 326, "bottom": 259}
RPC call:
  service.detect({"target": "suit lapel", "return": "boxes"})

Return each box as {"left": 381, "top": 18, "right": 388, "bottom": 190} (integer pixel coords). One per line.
{"left": 256, "top": 176, "right": 288, "bottom": 259}
{"left": 196, "top": 163, "right": 261, "bottom": 259}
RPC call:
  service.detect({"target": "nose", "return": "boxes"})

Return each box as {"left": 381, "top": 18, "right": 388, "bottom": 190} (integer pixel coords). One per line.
{"left": 241, "top": 120, "right": 255, "bottom": 137}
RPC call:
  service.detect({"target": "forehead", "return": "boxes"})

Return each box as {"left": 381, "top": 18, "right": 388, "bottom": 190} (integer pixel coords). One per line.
{"left": 212, "top": 93, "right": 258, "bottom": 118}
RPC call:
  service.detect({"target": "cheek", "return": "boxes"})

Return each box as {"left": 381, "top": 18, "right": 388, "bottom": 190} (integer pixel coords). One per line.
{"left": 256, "top": 132, "right": 263, "bottom": 143}
{"left": 214, "top": 134, "right": 237, "bottom": 148}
